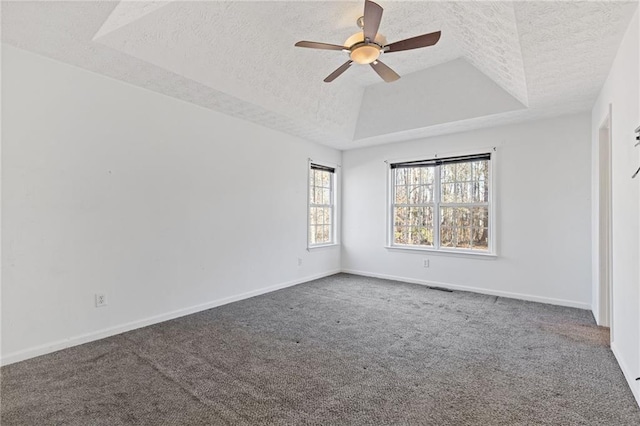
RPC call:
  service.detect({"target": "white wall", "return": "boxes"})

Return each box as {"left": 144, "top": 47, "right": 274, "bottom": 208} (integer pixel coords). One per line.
{"left": 1, "top": 45, "right": 341, "bottom": 364}
{"left": 342, "top": 113, "right": 592, "bottom": 309}
{"left": 591, "top": 9, "right": 640, "bottom": 406}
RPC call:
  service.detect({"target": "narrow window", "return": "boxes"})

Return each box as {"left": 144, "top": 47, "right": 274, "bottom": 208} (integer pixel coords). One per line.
{"left": 309, "top": 163, "right": 336, "bottom": 246}
{"left": 390, "top": 152, "right": 492, "bottom": 253}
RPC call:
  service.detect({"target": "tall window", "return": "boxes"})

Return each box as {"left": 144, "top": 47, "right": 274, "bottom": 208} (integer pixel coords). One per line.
{"left": 309, "top": 163, "right": 336, "bottom": 246}
{"left": 390, "top": 152, "right": 492, "bottom": 253}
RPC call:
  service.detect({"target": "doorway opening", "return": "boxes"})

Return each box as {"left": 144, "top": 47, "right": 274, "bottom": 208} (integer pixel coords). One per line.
{"left": 598, "top": 109, "right": 612, "bottom": 339}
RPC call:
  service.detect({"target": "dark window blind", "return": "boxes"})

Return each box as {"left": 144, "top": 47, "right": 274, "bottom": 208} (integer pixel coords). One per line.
{"left": 390, "top": 153, "right": 491, "bottom": 169}
{"left": 311, "top": 163, "right": 335, "bottom": 173}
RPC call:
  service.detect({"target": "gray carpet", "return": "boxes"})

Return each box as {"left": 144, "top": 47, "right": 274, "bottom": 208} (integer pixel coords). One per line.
{"left": 2, "top": 273, "right": 639, "bottom": 425}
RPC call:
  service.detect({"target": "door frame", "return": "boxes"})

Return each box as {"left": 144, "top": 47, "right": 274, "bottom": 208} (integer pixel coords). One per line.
{"left": 597, "top": 107, "right": 613, "bottom": 337}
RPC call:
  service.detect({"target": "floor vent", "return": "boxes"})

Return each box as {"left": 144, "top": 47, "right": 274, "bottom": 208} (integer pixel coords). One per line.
{"left": 426, "top": 286, "right": 453, "bottom": 293}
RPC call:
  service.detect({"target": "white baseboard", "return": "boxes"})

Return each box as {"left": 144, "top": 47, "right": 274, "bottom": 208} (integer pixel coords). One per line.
{"left": 340, "top": 269, "right": 592, "bottom": 310}
{"left": 0, "top": 269, "right": 341, "bottom": 366}
{"left": 611, "top": 342, "right": 640, "bottom": 408}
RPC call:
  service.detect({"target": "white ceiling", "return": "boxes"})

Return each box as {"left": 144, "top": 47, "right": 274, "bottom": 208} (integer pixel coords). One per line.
{"left": 2, "top": 1, "right": 638, "bottom": 150}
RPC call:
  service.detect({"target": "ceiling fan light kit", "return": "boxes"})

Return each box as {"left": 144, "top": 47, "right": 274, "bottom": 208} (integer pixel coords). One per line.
{"left": 344, "top": 32, "right": 386, "bottom": 64}
{"left": 295, "top": 0, "right": 441, "bottom": 83}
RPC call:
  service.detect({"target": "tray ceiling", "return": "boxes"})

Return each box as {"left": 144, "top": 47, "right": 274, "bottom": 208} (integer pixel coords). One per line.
{"left": 2, "top": 1, "right": 637, "bottom": 149}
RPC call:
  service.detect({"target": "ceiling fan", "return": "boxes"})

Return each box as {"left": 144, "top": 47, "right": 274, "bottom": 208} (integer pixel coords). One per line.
{"left": 295, "top": 0, "right": 441, "bottom": 83}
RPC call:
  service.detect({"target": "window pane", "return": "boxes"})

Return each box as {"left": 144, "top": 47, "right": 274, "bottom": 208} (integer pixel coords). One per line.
{"left": 457, "top": 228, "right": 472, "bottom": 248}
{"left": 472, "top": 228, "right": 489, "bottom": 249}
{"left": 441, "top": 164, "right": 455, "bottom": 183}
{"left": 322, "top": 225, "right": 330, "bottom": 243}
{"left": 441, "top": 227, "right": 454, "bottom": 247}
{"left": 408, "top": 208, "right": 421, "bottom": 227}
{"left": 320, "top": 209, "right": 324, "bottom": 225}
{"left": 441, "top": 207, "right": 488, "bottom": 251}
{"left": 455, "top": 162, "right": 471, "bottom": 181}
{"left": 393, "top": 203, "right": 434, "bottom": 247}
{"left": 323, "top": 207, "right": 331, "bottom": 226}
{"left": 322, "top": 188, "right": 331, "bottom": 204}
{"left": 394, "top": 226, "right": 433, "bottom": 246}
{"left": 441, "top": 163, "right": 455, "bottom": 185}
{"left": 421, "top": 167, "right": 434, "bottom": 184}
{"left": 472, "top": 207, "right": 488, "bottom": 228}
{"left": 309, "top": 207, "right": 318, "bottom": 226}
{"left": 410, "top": 227, "right": 433, "bottom": 246}
{"left": 441, "top": 182, "right": 466, "bottom": 203}
{"left": 394, "top": 206, "right": 433, "bottom": 228}
{"left": 441, "top": 207, "right": 453, "bottom": 228}
{"left": 395, "top": 185, "right": 408, "bottom": 204}
{"left": 410, "top": 228, "right": 421, "bottom": 245}
{"left": 458, "top": 208, "right": 471, "bottom": 227}
{"left": 316, "top": 208, "right": 324, "bottom": 225}
{"left": 461, "top": 183, "right": 474, "bottom": 203}
{"left": 424, "top": 185, "right": 434, "bottom": 203}
{"left": 395, "top": 168, "right": 433, "bottom": 204}
{"left": 407, "top": 185, "right": 432, "bottom": 204}
{"left": 440, "top": 227, "right": 471, "bottom": 248}
{"left": 409, "top": 168, "right": 421, "bottom": 185}
{"left": 483, "top": 180, "right": 490, "bottom": 203}
{"left": 441, "top": 207, "right": 469, "bottom": 228}
{"left": 394, "top": 207, "right": 408, "bottom": 226}
{"left": 394, "top": 226, "right": 408, "bottom": 245}
{"left": 321, "top": 171, "right": 330, "bottom": 187}
{"left": 407, "top": 186, "right": 420, "bottom": 204}
{"left": 441, "top": 160, "right": 489, "bottom": 204}
{"left": 310, "top": 225, "right": 317, "bottom": 245}
{"left": 470, "top": 182, "right": 484, "bottom": 203}
{"left": 441, "top": 182, "right": 453, "bottom": 203}
{"left": 472, "top": 160, "right": 489, "bottom": 182}
{"left": 416, "top": 207, "right": 434, "bottom": 228}
{"left": 473, "top": 160, "right": 489, "bottom": 201}
{"left": 310, "top": 224, "right": 332, "bottom": 245}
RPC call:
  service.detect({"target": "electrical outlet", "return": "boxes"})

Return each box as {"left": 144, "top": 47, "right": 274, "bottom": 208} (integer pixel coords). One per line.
{"left": 423, "top": 259, "right": 430, "bottom": 268}
{"left": 297, "top": 258, "right": 303, "bottom": 267}
{"left": 95, "top": 293, "right": 107, "bottom": 307}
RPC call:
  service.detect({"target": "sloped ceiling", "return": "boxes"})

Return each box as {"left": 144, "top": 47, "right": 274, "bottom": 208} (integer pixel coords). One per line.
{"left": 2, "top": 1, "right": 638, "bottom": 149}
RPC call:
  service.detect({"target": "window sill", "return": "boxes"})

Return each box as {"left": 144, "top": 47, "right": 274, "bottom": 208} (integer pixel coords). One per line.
{"left": 385, "top": 245, "right": 497, "bottom": 259}
{"left": 308, "top": 243, "right": 340, "bottom": 251}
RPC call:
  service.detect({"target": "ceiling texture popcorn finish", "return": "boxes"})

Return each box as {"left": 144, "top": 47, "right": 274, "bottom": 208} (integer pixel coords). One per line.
{"left": 2, "top": 1, "right": 637, "bottom": 150}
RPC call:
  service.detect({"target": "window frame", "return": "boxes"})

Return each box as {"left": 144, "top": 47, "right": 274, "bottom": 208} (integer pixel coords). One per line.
{"left": 308, "top": 159, "right": 340, "bottom": 249}
{"left": 386, "top": 148, "right": 497, "bottom": 257}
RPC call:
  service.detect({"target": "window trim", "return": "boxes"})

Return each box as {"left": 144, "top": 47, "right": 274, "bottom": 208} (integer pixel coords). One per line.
{"left": 307, "top": 159, "right": 340, "bottom": 250}
{"left": 385, "top": 147, "right": 497, "bottom": 256}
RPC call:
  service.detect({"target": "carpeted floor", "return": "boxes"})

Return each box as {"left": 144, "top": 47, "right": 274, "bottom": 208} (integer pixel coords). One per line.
{"left": 2, "top": 273, "right": 639, "bottom": 425}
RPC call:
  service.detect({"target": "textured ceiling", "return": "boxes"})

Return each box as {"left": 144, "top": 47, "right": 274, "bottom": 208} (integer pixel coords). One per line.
{"left": 2, "top": 1, "right": 638, "bottom": 149}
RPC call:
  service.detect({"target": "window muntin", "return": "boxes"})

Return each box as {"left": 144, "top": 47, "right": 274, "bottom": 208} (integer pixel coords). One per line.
{"left": 390, "top": 153, "right": 491, "bottom": 253}
{"left": 309, "top": 164, "right": 335, "bottom": 246}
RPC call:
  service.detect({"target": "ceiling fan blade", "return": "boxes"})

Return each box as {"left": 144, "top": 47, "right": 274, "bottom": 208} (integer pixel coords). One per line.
{"left": 295, "top": 41, "right": 346, "bottom": 51}
{"left": 370, "top": 60, "right": 400, "bottom": 83}
{"left": 385, "top": 31, "right": 442, "bottom": 53}
{"left": 324, "top": 61, "right": 353, "bottom": 82}
{"left": 363, "top": 0, "right": 383, "bottom": 41}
